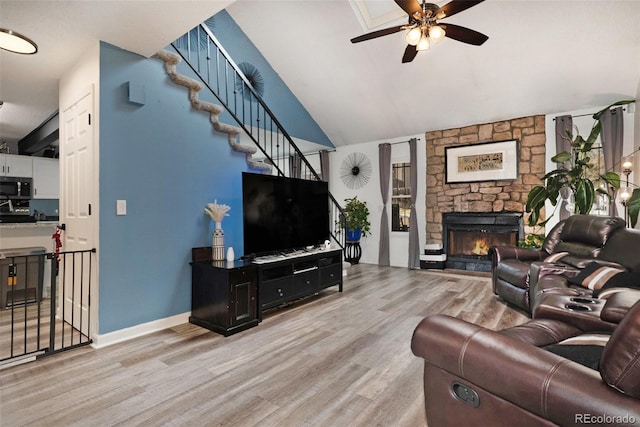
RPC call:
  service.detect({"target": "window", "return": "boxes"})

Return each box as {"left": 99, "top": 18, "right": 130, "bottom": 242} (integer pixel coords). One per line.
{"left": 392, "top": 162, "right": 411, "bottom": 232}
{"left": 589, "top": 142, "right": 609, "bottom": 214}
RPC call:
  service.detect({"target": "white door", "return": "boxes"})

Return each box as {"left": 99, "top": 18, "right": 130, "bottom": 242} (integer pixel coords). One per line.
{"left": 59, "top": 87, "right": 96, "bottom": 337}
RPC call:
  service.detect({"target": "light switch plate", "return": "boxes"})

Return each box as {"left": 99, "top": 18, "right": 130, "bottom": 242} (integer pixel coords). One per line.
{"left": 116, "top": 199, "right": 127, "bottom": 216}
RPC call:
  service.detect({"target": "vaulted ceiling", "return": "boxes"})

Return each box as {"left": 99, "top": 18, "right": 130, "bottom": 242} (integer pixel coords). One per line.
{"left": 1, "top": 1, "right": 639, "bottom": 148}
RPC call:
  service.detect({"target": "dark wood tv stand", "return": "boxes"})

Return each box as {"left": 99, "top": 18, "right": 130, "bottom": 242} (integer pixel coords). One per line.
{"left": 190, "top": 247, "right": 343, "bottom": 335}
{"left": 256, "top": 249, "right": 343, "bottom": 318}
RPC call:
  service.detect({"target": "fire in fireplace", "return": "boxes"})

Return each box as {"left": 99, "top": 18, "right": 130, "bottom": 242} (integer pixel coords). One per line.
{"left": 443, "top": 212, "right": 523, "bottom": 272}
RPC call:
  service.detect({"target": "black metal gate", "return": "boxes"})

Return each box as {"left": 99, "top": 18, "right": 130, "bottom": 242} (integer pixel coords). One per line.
{"left": 0, "top": 249, "right": 95, "bottom": 367}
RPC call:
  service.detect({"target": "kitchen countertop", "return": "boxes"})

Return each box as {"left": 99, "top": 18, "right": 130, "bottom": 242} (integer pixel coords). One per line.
{"left": 0, "top": 221, "right": 59, "bottom": 229}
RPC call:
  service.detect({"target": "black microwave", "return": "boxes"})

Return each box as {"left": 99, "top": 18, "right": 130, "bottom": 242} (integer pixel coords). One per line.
{"left": 0, "top": 176, "right": 32, "bottom": 200}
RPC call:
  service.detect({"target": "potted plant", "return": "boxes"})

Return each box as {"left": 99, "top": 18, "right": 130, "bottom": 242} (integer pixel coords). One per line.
{"left": 525, "top": 100, "right": 639, "bottom": 227}
{"left": 344, "top": 196, "right": 371, "bottom": 241}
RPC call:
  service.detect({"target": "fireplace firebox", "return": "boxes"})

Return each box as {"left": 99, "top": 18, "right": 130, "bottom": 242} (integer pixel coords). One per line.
{"left": 442, "top": 212, "right": 523, "bottom": 272}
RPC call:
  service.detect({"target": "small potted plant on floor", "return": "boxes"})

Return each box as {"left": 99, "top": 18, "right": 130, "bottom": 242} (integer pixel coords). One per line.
{"left": 344, "top": 196, "right": 371, "bottom": 242}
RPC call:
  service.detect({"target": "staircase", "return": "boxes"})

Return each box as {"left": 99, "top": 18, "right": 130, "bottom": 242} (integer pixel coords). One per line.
{"left": 153, "top": 24, "right": 345, "bottom": 250}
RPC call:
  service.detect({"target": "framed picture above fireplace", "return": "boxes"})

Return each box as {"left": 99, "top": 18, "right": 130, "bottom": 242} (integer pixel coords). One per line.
{"left": 445, "top": 139, "right": 518, "bottom": 183}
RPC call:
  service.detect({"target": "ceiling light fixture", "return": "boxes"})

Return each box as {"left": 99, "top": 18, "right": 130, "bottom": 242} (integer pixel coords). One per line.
{"left": 405, "top": 27, "right": 422, "bottom": 46}
{"left": 404, "top": 3, "right": 446, "bottom": 54}
{"left": 416, "top": 30, "right": 430, "bottom": 51}
{"left": 428, "top": 25, "right": 446, "bottom": 43}
{"left": 0, "top": 28, "right": 38, "bottom": 54}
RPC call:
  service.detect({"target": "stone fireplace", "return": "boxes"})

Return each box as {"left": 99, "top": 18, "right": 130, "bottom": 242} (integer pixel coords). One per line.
{"left": 442, "top": 212, "right": 523, "bottom": 272}
{"left": 425, "top": 115, "right": 547, "bottom": 258}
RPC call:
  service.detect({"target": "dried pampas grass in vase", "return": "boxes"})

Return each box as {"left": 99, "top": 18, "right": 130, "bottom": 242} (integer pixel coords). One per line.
{"left": 205, "top": 200, "right": 231, "bottom": 261}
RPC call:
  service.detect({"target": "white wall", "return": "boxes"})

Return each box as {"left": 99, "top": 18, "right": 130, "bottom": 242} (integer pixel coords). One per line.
{"left": 329, "top": 134, "right": 426, "bottom": 267}
{"left": 544, "top": 102, "right": 636, "bottom": 232}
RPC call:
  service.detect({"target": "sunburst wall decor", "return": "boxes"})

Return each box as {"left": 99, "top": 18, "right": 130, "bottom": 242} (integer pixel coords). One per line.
{"left": 236, "top": 62, "right": 265, "bottom": 101}
{"left": 340, "top": 152, "right": 372, "bottom": 189}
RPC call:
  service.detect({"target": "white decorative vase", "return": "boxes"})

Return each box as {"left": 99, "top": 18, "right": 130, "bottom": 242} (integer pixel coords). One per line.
{"left": 212, "top": 228, "right": 225, "bottom": 261}
{"left": 226, "top": 247, "right": 235, "bottom": 262}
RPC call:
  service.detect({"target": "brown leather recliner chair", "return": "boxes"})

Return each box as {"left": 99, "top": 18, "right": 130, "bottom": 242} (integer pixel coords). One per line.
{"left": 490, "top": 215, "right": 625, "bottom": 312}
{"left": 411, "top": 296, "right": 640, "bottom": 427}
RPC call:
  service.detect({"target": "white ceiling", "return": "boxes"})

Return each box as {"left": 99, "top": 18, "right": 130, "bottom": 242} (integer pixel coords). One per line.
{"left": 1, "top": 0, "right": 639, "bottom": 149}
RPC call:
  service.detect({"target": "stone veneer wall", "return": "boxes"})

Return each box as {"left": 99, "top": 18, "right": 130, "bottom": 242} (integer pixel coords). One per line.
{"left": 425, "top": 115, "right": 546, "bottom": 245}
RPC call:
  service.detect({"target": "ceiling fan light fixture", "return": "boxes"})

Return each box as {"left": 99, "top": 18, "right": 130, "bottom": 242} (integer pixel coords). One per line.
{"left": 416, "top": 31, "right": 430, "bottom": 51}
{"left": 429, "top": 25, "right": 446, "bottom": 42}
{"left": 405, "top": 27, "right": 422, "bottom": 46}
{"left": 0, "top": 28, "right": 37, "bottom": 54}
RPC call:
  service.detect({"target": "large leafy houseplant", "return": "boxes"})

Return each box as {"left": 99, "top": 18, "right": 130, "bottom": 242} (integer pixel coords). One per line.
{"left": 344, "top": 196, "right": 371, "bottom": 238}
{"left": 526, "top": 100, "right": 638, "bottom": 227}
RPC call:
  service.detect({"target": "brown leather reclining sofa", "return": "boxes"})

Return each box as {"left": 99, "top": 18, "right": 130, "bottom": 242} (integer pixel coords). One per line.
{"left": 411, "top": 292, "right": 640, "bottom": 426}
{"left": 411, "top": 214, "right": 640, "bottom": 425}
{"left": 490, "top": 215, "right": 640, "bottom": 314}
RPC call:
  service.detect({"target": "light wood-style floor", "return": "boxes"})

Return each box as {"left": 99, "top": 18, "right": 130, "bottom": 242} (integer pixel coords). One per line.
{"left": 0, "top": 264, "right": 529, "bottom": 426}
{"left": 0, "top": 298, "right": 89, "bottom": 362}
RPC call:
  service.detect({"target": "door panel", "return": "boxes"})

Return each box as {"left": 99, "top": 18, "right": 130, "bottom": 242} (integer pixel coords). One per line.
{"left": 60, "top": 87, "right": 95, "bottom": 336}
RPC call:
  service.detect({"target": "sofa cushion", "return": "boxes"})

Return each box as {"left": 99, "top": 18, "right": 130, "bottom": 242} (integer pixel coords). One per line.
{"left": 545, "top": 344, "right": 603, "bottom": 370}
{"left": 496, "top": 259, "right": 530, "bottom": 289}
{"left": 557, "top": 215, "right": 626, "bottom": 253}
{"left": 541, "top": 220, "right": 566, "bottom": 254}
{"left": 567, "top": 262, "right": 626, "bottom": 290}
{"left": 593, "top": 271, "right": 640, "bottom": 298}
{"left": 598, "top": 228, "right": 640, "bottom": 270}
{"left": 544, "top": 252, "right": 569, "bottom": 263}
{"left": 500, "top": 318, "right": 582, "bottom": 346}
{"left": 600, "top": 301, "right": 640, "bottom": 398}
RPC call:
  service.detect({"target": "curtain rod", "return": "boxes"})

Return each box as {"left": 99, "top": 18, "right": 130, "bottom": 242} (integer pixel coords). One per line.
{"left": 553, "top": 101, "right": 635, "bottom": 121}
{"left": 306, "top": 148, "right": 336, "bottom": 155}
{"left": 388, "top": 138, "right": 421, "bottom": 146}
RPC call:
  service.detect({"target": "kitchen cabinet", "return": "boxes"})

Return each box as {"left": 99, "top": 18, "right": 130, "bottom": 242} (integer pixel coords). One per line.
{"left": 32, "top": 158, "right": 59, "bottom": 199}
{"left": 0, "top": 154, "right": 32, "bottom": 177}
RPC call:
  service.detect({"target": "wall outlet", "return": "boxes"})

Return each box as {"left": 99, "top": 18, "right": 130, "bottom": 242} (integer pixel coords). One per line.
{"left": 116, "top": 199, "right": 127, "bottom": 216}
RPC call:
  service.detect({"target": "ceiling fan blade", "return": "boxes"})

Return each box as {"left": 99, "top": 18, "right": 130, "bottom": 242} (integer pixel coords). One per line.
{"left": 402, "top": 45, "right": 418, "bottom": 63}
{"left": 436, "top": 0, "right": 484, "bottom": 19}
{"left": 351, "top": 25, "right": 405, "bottom": 43}
{"left": 442, "top": 23, "right": 488, "bottom": 46}
{"left": 394, "top": 0, "right": 423, "bottom": 19}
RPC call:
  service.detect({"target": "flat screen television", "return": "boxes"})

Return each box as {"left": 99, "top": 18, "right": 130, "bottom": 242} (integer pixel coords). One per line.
{"left": 242, "top": 172, "right": 330, "bottom": 256}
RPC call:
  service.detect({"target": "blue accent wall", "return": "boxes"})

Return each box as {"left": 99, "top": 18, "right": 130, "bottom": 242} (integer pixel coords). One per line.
{"left": 212, "top": 10, "right": 334, "bottom": 148}
{"left": 98, "top": 42, "right": 249, "bottom": 334}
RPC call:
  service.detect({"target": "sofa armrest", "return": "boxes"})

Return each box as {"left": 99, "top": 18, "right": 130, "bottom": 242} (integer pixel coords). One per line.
{"left": 600, "top": 290, "right": 640, "bottom": 323}
{"left": 411, "top": 315, "right": 640, "bottom": 425}
{"left": 489, "top": 246, "right": 546, "bottom": 265}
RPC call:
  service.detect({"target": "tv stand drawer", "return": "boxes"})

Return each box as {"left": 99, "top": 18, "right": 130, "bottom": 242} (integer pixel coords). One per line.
{"left": 292, "top": 269, "right": 319, "bottom": 297}
{"left": 260, "top": 277, "right": 292, "bottom": 310}
{"left": 320, "top": 264, "right": 342, "bottom": 288}
{"left": 256, "top": 249, "right": 343, "bottom": 318}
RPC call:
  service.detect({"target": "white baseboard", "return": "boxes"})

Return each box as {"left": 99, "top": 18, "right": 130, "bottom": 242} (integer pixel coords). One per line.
{"left": 92, "top": 311, "right": 191, "bottom": 349}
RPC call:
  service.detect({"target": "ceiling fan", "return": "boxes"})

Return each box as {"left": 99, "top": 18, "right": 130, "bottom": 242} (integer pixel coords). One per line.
{"left": 350, "top": 0, "right": 488, "bottom": 63}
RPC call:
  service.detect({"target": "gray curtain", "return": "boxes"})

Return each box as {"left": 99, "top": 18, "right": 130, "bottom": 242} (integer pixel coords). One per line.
{"left": 319, "top": 150, "right": 330, "bottom": 182}
{"left": 378, "top": 143, "right": 391, "bottom": 266}
{"left": 555, "top": 115, "right": 573, "bottom": 219}
{"left": 600, "top": 107, "right": 624, "bottom": 217}
{"left": 289, "top": 153, "right": 302, "bottom": 179}
{"left": 408, "top": 138, "right": 420, "bottom": 269}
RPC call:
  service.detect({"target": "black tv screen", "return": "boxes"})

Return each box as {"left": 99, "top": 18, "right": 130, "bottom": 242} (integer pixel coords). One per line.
{"left": 242, "top": 172, "right": 330, "bottom": 256}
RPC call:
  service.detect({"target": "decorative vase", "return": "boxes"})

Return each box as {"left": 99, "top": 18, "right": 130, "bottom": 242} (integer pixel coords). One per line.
{"left": 226, "top": 246, "right": 235, "bottom": 262}
{"left": 212, "top": 228, "right": 225, "bottom": 261}
{"left": 346, "top": 227, "right": 362, "bottom": 242}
